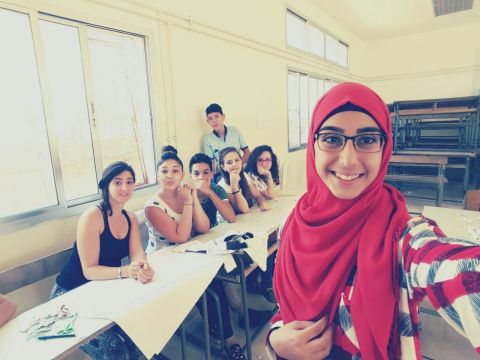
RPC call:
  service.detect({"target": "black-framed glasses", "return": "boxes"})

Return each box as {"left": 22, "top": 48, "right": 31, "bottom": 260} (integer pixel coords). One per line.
{"left": 314, "top": 132, "right": 386, "bottom": 153}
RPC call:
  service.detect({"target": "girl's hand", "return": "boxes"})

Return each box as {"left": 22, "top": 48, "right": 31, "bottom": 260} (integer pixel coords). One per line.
{"left": 178, "top": 184, "right": 193, "bottom": 204}
{"left": 194, "top": 179, "right": 212, "bottom": 196}
{"left": 229, "top": 172, "right": 241, "bottom": 187}
{"left": 257, "top": 165, "right": 271, "bottom": 178}
{"left": 269, "top": 317, "right": 333, "bottom": 360}
{"left": 260, "top": 202, "right": 271, "bottom": 211}
{"left": 137, "top": 260, "right": 154, "bottom": 284}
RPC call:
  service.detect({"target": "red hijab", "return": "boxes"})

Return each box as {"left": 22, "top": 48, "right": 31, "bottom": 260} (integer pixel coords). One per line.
{"left": 274, "top": 82, "right": 410, "bottom": 359}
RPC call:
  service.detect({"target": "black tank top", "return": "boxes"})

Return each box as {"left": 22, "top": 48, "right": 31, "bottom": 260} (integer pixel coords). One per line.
{"left": 56, "top": 206, "right": 131, "bottom": 291}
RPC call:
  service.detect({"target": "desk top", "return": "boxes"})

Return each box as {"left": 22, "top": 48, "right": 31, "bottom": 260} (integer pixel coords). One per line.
{"left": 0, "top": 195, "right": 298, "bottom": 360}
{"left": 422, "top": 206, "right": 480, "bottom": 243}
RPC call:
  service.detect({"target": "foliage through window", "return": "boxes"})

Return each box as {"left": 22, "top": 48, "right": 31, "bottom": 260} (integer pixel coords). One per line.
{"left": 0, "top": 7, "right": 156, "bottom": 220}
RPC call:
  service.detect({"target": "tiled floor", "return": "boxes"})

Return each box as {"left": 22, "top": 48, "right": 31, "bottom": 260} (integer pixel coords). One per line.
{"left": 65, "top": 180, "right": 478, "bottom": 359}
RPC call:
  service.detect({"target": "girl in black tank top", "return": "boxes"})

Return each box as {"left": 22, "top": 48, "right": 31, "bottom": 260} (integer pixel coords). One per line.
{"left": 51, "top": 161, "right": 154, "bottom": 360}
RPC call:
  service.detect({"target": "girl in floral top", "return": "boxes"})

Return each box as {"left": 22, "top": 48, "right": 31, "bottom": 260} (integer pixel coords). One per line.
{"left": 268, "top": 82, "right": 480, "bottom": 359}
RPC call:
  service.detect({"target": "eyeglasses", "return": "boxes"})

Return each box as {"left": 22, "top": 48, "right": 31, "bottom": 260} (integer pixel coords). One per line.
{"left": 257, "top": 158, "right": 272, "bottom": 163}
{"left": 314, "top": 133, "right": 386, "bottom": 153}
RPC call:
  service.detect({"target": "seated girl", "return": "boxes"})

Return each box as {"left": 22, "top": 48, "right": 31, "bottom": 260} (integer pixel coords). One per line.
{"left": 144, "top": 148, "right": 246, "bottom": 360}
{"left": 217, "top": 147, "right": 270, "bottom": 213}
{"left": 52, "top": 161, "right": 154, "bottom": 360}
{"left": 244, "top": 145, "right": 280, "bottom": 200}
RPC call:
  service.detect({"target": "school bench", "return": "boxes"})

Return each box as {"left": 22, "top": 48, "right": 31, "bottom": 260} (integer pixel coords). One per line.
{"left": 386, "top": 154, "right": 448, "bottom": 207}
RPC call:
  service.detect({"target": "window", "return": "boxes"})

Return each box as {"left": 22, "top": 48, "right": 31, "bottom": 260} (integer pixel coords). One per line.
{"left": 286, "top": 9, "right": 349, "bottom": 68}
{"left": 0, "top": 7, "right": 156, "bottom": 221}
{"left": 288, "top": 71, "right": 339, "bottom": 151}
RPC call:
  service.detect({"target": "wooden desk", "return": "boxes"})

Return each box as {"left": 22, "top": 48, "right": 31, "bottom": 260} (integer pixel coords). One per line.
{"left": 0, "top": 251, "right": 223, "bottom": 360}
{"left": 387, "top": 154, "right": 448, "bottom": 206}
{"left": 395, "top": 150, "right": 476, "bottom": 191}
{"left": 0, "top": 196, "right": 298, "bottom": 360}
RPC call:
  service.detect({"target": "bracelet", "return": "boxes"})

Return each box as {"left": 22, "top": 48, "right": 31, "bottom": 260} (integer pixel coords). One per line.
{"left": 232, "top": 190, "right": 240, "bottom": 194}
{"left": 184, "top": 203, "right": 193, "bottom": 206}
{"left": 117, "top": 266, "right": 122, "bottom": 279}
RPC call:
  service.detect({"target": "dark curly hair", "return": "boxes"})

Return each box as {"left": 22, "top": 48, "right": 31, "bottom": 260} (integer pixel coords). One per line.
{"left": 98, "top": 161, "right": 136, "bottom": 216}
{"left": 244, "top": 145, "right": 280, "bottom": 185}
{"left": 219, "top": 147, "right": 253, "bottom": 207}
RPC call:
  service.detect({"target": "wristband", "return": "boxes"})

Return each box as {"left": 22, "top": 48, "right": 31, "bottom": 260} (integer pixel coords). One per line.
{"left": 184, "top": 203, "right": 193, "bottom": 206}
{"left": 232, "top": 190, "right": 240, "bottom": 194}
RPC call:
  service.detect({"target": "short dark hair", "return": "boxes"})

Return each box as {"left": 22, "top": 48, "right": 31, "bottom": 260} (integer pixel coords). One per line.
{"left": 206, "top": 103, "right": 223, "bottom": 116}
{"left": 98, "top": 161, "right": 135, "bottom": 216}
{"left": 189, "top": 153, "right": 212, "bottom": 172}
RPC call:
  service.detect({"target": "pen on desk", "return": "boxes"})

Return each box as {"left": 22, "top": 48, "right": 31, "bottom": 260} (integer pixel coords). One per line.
{"left": 185, "top": 250, "right": 207, "bottom": 254}
{"left": 38, "top": 334, "right": 76, "bottom": 340}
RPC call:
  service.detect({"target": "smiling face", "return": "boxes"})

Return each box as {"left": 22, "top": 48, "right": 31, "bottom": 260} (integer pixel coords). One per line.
{"left": 314, "top": 111, "right": 383, "bottom": 200}
{"left": 157, "top": 159, "right": 184, "bottom": 190}
{"left": 221, "top": 150, "right": 242, "bottom": 174}
{"left": 108, "top": 170, "right": 135, "bottom": 205}
{"left": 257, "top": 151, "right": 273, "bottom": 171}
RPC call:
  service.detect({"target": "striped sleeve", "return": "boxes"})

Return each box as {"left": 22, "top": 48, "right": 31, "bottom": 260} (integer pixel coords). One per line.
{"left": 401, "top": 217, "right": 480, "bottom": 353}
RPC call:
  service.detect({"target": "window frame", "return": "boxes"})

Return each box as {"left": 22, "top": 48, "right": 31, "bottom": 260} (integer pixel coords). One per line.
{"left": 287, "top": 69, "right": 341, "bottom": 152}
{"left": 0, "top": 4, "right": 159, "bottom": 234}
{"left": 286, "top": 7, "right": 349, "bottom": 70}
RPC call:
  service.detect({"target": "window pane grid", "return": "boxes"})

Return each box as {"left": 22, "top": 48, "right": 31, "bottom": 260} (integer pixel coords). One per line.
{"left": 0, "top": 8, "right": 157, "bottom": 222}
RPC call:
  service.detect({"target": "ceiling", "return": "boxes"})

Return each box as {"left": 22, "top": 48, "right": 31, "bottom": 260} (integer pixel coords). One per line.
{"left": 313, "top": 0, "right": 480, "bottom": 41}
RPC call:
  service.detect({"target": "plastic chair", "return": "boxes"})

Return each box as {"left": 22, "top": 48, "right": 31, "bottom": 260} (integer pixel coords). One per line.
{"left": 279, "top": 158, "right": 306, "bottom": 196}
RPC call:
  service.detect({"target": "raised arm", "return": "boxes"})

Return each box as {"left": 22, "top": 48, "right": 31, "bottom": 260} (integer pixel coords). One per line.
{"left": 227, "top": 172, "right": 250, "bottom": 214}
{"left": 191, "top": 188, "right": 210, "bottom": 233}
{"left": 249, "top": 181, "right": 270, "bottom": 211}
{"left": 401, "top": 217, "right": 480, "bottom": 353}
{"left": 144, "top": 186, "right": 193, "bottom": 243}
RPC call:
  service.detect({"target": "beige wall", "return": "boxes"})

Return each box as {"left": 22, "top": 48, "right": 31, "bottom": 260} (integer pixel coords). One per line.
{"left": 365, "top": 21, "right": 480, "bottom": 102}
{"left": 3, "top": 0, "right": 480, "bottom": 313}
{"left": 0, "top": 0, "right": 364, "bottom": 312}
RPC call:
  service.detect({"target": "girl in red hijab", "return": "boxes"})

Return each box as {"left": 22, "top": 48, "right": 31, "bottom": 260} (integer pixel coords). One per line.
{"left": 269, "top": 82, "right": 480, "bottom": 359}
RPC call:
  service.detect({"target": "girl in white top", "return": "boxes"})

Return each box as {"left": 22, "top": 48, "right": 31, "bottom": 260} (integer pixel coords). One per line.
{"left": 244, "top": 145, "right": 280, "bottom": 199}
{"left": 217, "top": 147, "right": 270, "bottom": 213}
{"left": 145, "top": 149, "right": 209, "bottom": 253}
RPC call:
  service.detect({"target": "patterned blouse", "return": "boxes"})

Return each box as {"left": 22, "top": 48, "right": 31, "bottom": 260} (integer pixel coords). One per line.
{"left": 144, "top": 193, "right": 182, "bottom": 254}
{"left": 268, "top": 217, "right": 480, "bottom": 359}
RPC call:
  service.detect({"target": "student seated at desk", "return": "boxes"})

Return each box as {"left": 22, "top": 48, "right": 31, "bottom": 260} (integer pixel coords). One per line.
{"left": 244, "top": 145, "right": 280, "bottom": 200}
{"left": 0, "top": 295, "right": 16, "bottom": 327}
{"left": 218, "top": 147, "right": 270, "bottom": 213}
{"left": 145, "top": 148, "right": 246, "bottom": 360}
{"left": 190, "top": 152, "right": 235, "bottom": 227}
{"left": 269, "top": 82, "right": 480, "bottom": 359}
{"left": 52, "top": 161, "right": 154, "bottom": 360}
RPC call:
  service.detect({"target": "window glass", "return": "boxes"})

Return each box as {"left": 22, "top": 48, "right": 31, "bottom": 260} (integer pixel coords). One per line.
{"left": 39, "top": 20, "right": 98, "bottom": 201}
{"left": 0, "top": 9, "right": 57, "bottom": 218}
{"left": 286, "top": 10, "right": 306, "bottom": 51}
{"left": 308, "top": 24, "right": 324, "bottom": 58}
